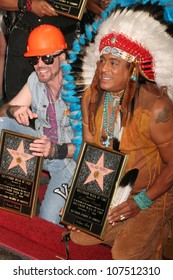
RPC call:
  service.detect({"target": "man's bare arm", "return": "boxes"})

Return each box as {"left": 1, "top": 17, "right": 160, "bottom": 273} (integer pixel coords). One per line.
{"left": 0, "top": 83, "right": 32, "bottom": 117}
{"left": 0, "top": 0, "right": 18, "bottom": 10}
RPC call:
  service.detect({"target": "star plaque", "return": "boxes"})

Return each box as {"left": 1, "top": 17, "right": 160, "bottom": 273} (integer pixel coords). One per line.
{"left": 61, "top": 142, "right": 128, "bottom": 239}
{"left": 47, "top": 0, "right": 87, "bottom": 20}
{"left": 0, "top": 130, "right": 43, "bottom": 217}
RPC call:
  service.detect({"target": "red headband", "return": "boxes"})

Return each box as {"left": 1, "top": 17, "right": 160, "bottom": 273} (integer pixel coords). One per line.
{"left": 99, "top": 33, "right": 154, "bottom": 81}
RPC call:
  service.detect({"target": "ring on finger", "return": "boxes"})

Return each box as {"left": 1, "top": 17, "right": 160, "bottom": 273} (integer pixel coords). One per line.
{"left": 120, "top": 214, "right": 125, "bottom": 221}
{"left": 19, "top": 113, "right": 23, "bottom": 117}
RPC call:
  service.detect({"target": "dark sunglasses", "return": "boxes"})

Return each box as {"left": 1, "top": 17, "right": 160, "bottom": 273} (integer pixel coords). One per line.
{"left": 28, "top": 51, "right": 64, "bottom": 66}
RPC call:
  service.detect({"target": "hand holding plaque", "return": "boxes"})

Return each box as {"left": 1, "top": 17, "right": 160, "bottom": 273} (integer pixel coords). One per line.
{"left": 61, "top": 142, "right": 128, "bottom": 240}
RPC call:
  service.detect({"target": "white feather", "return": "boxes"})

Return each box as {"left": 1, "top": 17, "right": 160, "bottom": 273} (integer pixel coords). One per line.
{"left": 111, "top": 184, "right": 132, "bottom": 207}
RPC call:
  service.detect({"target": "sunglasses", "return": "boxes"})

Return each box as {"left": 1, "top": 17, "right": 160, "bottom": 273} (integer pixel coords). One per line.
{"left": 28, "top": 51, "right": 64, "bottom": 66}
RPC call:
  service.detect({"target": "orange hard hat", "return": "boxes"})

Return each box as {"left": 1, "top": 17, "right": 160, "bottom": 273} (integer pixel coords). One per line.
{"left": 24, "top": 24, "right": 67, "bottom": 57}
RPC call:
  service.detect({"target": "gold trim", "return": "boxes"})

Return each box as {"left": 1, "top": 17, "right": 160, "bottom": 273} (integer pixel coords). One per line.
{"left": 61, "top": 142, "right": 128, "bottom": 240}
{"left": 49, "top": 0, "right": 87, "bottom": 20}
{"left": 0, "top": 129, "right": 43, "bottom": 218}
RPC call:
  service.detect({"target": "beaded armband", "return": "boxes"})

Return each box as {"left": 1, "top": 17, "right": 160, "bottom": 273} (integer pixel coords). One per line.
{"left": 26, "top": 0, "right": 32, "bottom": 12}
{"left": 18, "top": 0, "right": 32, "bottom": 13}
{"left": 134, "top": 189, "right": 153, "bottom": 210}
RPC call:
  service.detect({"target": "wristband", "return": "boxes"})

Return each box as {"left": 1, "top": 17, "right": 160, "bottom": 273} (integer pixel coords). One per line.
{"left": 18, "top": 0, "right": 27, "bottom": 13}
{"left": 49, "top": 144, "right": 68, "bottom": 160}
{"left": 6, "top": 107, "right": 14, "bottom": 118}
{"left": 26, "top": 0, "right": 32, "bottom": 12}
{"left": 134, "top": 189, "right": 153, "bottom": 210}
{"left": 18, "top": 0, "right": 32, "bottom": 13}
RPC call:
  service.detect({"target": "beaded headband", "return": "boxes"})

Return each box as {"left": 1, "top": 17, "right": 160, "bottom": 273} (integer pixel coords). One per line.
{"left": 100, "top": 46, "right": 136, "bottom": 63}
{"left": 99, "top": 32, "right": 154, "bottom": 80}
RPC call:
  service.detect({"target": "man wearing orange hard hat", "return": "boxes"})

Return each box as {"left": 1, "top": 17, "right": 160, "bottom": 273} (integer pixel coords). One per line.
{"left": 24, "top": 24, "right": 67, "bottom": 58}
{"left": 0, "top": 24, "right": 81, "bottom": 225}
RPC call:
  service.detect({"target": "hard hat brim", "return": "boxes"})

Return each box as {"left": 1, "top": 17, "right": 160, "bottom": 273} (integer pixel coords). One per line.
{"left": 24, "top": 47, "right": 67, "bottom": 57}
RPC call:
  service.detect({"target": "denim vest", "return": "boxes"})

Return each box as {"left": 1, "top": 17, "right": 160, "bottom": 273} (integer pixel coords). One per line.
{"left": 27, "top": 72, "right": 76, "bottom": 174}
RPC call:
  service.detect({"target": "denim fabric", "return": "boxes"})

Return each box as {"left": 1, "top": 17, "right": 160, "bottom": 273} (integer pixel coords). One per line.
{"left": 0, "top": 117, "right": 75, "bottom": 225}
{"left": 28, "top": 72, "right": 74, "bottom": 145}
{"left": 41, "top": 158, "right": 73, "bottom": 225}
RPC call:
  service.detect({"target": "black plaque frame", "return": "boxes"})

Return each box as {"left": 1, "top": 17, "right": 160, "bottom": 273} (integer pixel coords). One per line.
{"left": 0, "top": 130, "right": 43, "bottom": 217}
{"left": 47, "top": 0, "right": 87, "bottom": 20}
{"left": 61, "top": 142, "right": 128, "bottom": 240}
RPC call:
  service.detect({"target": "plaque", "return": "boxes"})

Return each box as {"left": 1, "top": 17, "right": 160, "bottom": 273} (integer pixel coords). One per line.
{"left": 61, "top": 142, "right": 128, "bottom": 240}
{"left": 0, "top": 130, "right": 43, "bottom": 217}
{"left": 47, "top": 0, "right": 87, "bottom": 20}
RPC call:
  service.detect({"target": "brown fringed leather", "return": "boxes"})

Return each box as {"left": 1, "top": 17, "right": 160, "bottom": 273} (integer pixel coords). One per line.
{"left": 88, "top": 62, "right": 101, "bottom": 135}
{"left": 121, "top": 62, "right": 140, "bottom": 126}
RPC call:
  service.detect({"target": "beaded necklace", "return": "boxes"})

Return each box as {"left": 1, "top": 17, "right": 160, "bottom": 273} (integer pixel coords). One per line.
{"left": 103, "top": 92, "right": 122, "bottom": 147}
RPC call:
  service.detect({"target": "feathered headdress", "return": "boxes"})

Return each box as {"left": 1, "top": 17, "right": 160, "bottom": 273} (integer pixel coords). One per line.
{"left": 82, "top": 3, "right": 173, "bottom": 99}
{"left": 62, "top": 0, "right": 173, "bottom": 159}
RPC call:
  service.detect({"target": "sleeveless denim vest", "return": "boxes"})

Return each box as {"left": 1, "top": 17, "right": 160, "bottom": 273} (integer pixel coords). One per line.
{"left": 27, "top": 71, "right": 76, "bottom": 174}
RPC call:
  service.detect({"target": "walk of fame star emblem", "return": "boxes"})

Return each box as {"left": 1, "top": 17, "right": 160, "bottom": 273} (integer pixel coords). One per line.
{"left": 84, "top": 153, "right": 115, "bottom": 191}
{"left": 7, "top": 140, "right": 34, "bottom": 175}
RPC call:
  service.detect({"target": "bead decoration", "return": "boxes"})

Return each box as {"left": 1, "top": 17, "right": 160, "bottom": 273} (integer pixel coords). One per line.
{"left": 134, "top": 189, "right": 153, "bottom": 210}
{"left": 26, "top": 0, "right": 32, "bottom": 12}
{"left": 103, "top": 92, "right": 121, "bottom": 147}
{"left": 18, "top": 0, "right": 32, "bottom": 13}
